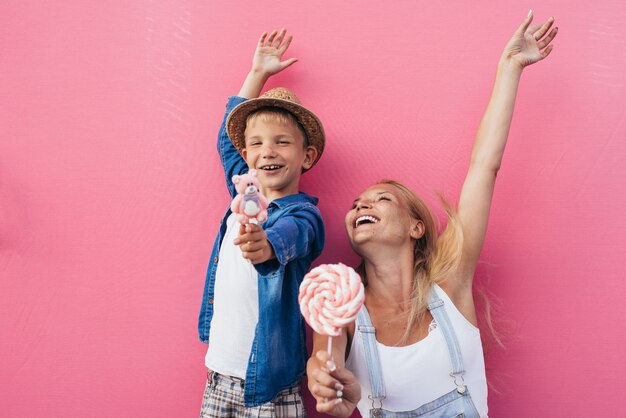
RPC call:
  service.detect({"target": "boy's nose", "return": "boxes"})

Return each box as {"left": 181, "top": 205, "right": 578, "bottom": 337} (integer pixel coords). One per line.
{"left": 261, "top": 144, "right": 277, "bottom": 158}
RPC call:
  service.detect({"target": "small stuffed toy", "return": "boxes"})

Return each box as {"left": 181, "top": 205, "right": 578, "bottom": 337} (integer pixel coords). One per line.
{"left": 231, "top": 170, "right": 269, "bottom": 224}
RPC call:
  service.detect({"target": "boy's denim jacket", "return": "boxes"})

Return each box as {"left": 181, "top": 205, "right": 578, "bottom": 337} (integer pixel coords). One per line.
{"left": 198, "top": 96, "right": 325, "bottom": 406}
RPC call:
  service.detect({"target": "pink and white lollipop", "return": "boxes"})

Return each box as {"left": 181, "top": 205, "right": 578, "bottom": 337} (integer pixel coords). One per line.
{"left": 298, "top": 263, "right": 365, "bottom": 353}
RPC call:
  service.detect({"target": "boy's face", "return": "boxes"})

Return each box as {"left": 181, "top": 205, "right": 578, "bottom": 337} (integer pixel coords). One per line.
{"left": 242, "top": 118, "right": 318, "bottom": 201}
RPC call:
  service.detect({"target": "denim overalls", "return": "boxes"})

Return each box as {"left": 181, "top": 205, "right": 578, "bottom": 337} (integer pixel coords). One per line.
{"left": 357, "top": 291, "right": 481, "bottom": 417}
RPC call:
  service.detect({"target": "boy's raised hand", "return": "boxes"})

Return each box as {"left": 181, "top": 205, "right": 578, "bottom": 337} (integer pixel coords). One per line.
{"left": 234, "top": 223, "right": 275, "bottom": 264}
{"left": 252, "top": 28, "right": 297, "bottom": 76}
{"left": 503, "top": 11, "right": 558, "bottom": 69}
{"left": 238, "top": 28, "right": 297, "bottom": 99}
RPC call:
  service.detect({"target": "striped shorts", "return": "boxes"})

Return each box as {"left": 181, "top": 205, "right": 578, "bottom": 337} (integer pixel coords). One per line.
{"left": 200, "top": 371, "right": 307, "bottom": 418}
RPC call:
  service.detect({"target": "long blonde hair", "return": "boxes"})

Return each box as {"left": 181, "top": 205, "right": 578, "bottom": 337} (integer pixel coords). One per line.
{"left": 357, "top": 179, "right": 464, "bottom": 344}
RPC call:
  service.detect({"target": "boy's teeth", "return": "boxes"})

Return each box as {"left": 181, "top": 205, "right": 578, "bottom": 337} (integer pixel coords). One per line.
{"left": 262, "top": 165, "right": 281, "bottom": 170}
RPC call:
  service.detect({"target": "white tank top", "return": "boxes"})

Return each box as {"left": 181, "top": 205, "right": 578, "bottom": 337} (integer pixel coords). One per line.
{"left": 204, "top": 213, "right": 259, "bottom": 379}
{"left": 345, "top": 284, "right": 488, "bottom": 417}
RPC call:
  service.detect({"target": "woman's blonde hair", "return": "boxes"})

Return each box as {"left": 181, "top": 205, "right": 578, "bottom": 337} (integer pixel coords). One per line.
{"left": 357, "top": 179, "right": 464, "bottom": 344}
{"left": 357, "top": 179, "right": 505, "bottom": 389}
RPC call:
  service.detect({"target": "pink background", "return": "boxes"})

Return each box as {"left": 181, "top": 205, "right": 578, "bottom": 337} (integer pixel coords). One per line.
{"left": 2, "top": 1, "right": 625, "bottom": 417}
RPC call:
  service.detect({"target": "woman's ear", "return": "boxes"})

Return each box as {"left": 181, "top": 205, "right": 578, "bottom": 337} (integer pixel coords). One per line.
{"left": 410, "top": 220, "right": 425, "bottom": 240}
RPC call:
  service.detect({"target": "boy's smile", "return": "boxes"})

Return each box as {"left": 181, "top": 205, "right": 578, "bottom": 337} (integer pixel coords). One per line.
{"left": 242, "top": 118, "right": 317, "bottom": 202}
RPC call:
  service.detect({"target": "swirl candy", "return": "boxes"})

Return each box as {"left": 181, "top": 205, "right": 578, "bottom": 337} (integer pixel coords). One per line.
{"left": 298, "top": 263, "right": 365, "bottom": 337}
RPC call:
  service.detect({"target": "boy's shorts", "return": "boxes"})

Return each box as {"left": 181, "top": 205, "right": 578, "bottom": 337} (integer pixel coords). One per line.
{"left": 200, "top": 371, "right": 306, "bottom": 418}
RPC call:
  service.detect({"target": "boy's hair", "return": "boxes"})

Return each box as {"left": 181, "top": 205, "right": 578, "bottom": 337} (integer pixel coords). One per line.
{"left": 245, "top": 107, "right": 309, "bottom": 148}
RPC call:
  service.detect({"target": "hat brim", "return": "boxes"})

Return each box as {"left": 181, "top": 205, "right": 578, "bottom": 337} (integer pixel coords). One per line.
{"left": 226, "top": 97, "right": 325, "bottom": 170}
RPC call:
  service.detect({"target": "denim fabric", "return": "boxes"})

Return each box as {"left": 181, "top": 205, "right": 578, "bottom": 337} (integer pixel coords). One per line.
{"left": 369, "top": 388, "right": 480, "bottom": 418}
{"left": 198, "top": 96, "right": 325, "bottom": 407}
{"left": 357, "top": 291, "right": 481, "bottom": 417}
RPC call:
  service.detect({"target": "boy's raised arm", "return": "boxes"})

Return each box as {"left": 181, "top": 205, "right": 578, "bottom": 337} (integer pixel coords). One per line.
{"left": 217, "top": 97, "right": 249, "bottom": 197}
{"left": 218, "top": 28, "right": 298, "bottom": 197}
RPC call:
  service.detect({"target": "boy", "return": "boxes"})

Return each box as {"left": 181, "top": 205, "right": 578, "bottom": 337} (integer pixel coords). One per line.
{"left": 198, "top": 28, "right": 325, "bottom": 417}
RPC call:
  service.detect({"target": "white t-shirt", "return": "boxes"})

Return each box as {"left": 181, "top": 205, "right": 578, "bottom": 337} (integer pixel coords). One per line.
{"left": 345, "top": 284, "right": 488, "bottom": 417}
{"left": 205, "top": 214, "right": 259, "bottom": 379}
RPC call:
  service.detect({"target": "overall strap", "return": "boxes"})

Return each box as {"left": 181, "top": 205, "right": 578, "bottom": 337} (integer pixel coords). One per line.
{"left": 427, "top": 287, "right": 467, "bottom": 390}
{"left": 357, "top": 305, "right": 386, "bottom": 408}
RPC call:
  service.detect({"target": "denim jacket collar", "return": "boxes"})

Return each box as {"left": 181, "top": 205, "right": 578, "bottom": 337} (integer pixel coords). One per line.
{"left": 269, "top": 192, "right": 319, "bottom": 209}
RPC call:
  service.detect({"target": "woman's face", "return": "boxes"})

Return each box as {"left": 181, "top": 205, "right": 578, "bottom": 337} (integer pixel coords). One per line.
{"left": 344, "top": 184, "right": 422, "bottom": 254}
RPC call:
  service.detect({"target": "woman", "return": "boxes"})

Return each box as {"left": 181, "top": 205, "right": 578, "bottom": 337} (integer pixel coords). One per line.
{"left": 307, "top": 11, "right": 558, "bottom": 417}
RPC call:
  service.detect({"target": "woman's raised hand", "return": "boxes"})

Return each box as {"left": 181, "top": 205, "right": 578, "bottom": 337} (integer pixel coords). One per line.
{"left": 503, "top": 11, "right": 558, "bottom": 69}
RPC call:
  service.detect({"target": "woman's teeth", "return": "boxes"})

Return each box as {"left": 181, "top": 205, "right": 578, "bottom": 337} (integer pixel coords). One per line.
{"left": 355, "top": 215, "right": 379, "bottom": 227}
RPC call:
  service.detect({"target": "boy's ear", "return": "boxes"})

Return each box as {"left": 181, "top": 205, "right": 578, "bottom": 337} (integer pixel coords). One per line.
{"left": 241, "top": 148, "right": 249, "bottom": 163}
{"left": 302, "top": 146, "right": 318, "bottom": 170}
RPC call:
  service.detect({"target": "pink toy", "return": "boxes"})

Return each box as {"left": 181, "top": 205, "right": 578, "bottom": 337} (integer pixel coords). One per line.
{"left": 298, "top": 263, "right": 365, "bottom": 353}
{"left": 231, "top": 170, "right": 269, "bottom": 224}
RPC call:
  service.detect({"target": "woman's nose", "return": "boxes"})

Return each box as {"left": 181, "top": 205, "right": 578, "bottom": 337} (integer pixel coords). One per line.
{"left": 356, "top": 201, "right": 371, "bottom": 210}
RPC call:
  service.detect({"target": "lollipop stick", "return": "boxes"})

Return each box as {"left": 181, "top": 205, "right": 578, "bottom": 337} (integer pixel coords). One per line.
{"left": 327, "top": 335, "right": 333, "bottom": 355}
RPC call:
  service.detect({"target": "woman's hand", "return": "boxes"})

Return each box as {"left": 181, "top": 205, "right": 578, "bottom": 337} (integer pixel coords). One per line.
{"left": 251, "top": 28, "right": 297, "bottom": 77}
{"left": 307, "top": 350, "right": 361, "bottom": 417}
{"left": 503, "top": 11, "right": 558, "bottom": 69}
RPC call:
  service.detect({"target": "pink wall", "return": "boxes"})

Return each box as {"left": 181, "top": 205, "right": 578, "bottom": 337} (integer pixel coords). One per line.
{"left": 2, "top": 1, "right": 625, "bottom": 416}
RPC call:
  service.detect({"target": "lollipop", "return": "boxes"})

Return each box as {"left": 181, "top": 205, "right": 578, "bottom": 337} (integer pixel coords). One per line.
{"left": 299, "top": 263, "right": 365, "bottom": 353}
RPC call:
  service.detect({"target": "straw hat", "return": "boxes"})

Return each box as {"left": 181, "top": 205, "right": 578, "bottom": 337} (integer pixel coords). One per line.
{"left": 226, "top": 87, "right": 325, "bottom": 169}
